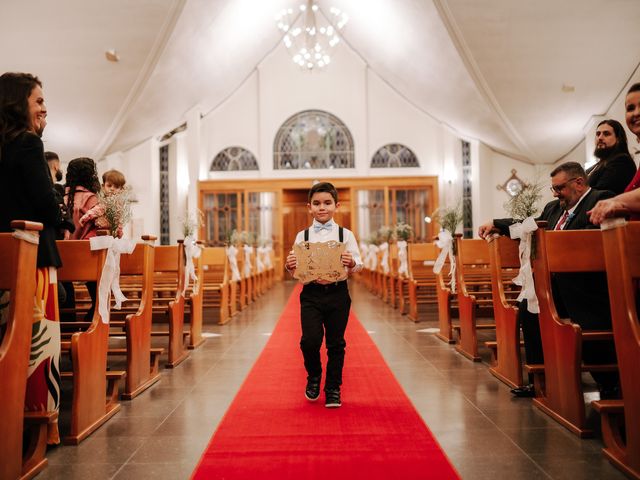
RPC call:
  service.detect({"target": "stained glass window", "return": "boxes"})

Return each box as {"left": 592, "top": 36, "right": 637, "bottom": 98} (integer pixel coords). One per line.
{"left": 159, "top": 145, "right": 170, "bottom": 245}
{"left": 210, "top": 146, "right": 258, "bottom": 171}
{"left": 274, "top": 110, "right": 354, "bottom": 169}
{"left": 371, "top": 144, "right": 419, "bottom": 168}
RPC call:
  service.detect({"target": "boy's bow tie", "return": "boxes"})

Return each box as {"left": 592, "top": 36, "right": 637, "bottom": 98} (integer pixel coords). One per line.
{"left": 314, "top": 222, "right": 334, "bottom": 233}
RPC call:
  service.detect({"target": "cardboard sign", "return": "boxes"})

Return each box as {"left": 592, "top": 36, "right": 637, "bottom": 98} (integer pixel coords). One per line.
{"left": 293, "top": 241, "right": 347, "bottom": 284}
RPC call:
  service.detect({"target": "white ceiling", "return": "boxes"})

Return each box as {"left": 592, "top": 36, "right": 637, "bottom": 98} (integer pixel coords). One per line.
{"left": 2, "top": 0, "right": 639, "bottom": 164}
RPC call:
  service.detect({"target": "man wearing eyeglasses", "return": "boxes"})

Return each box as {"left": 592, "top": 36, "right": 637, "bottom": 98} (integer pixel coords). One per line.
{"left": 478, "top": 162, "right": 617, "bottom": 399}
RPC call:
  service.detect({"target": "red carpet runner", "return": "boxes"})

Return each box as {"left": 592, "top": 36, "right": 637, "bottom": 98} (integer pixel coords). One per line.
{"left": 191, "top": 285, "right": 460, "bottom": 479}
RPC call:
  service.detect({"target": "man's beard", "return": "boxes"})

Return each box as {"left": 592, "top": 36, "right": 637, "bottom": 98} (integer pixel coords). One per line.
{"left": 593, "top": 145, "right": 618, "bottom": 159}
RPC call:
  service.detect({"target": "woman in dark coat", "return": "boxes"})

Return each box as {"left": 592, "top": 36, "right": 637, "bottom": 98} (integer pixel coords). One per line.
{"left": 0, "top": 72, "right": 62, "bottom": 444}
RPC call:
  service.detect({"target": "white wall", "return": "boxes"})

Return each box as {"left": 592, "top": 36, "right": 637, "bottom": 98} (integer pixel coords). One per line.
{"left": 101, "top": 139, "right": 159, "bottom": 240}
{"left": 112, "top": 36, "right": 559, "bottom": 239}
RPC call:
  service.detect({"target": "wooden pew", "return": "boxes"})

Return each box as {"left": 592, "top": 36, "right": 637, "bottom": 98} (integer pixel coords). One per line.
{"left": 0, "top": 221, "right": 56, "bottom": 480}
{"left": 378, "top": 244, "right": 390, "bottom": 303}
{"left": 592, "top": 220, "right": 640, "bottom": 479}
{"left": 185, "top": 241, "right": 205, "bottom": 350}
{"left": 386, "top": 243, "right": 398, "bottom": 308}
{"left": 454, "top": 238, "right": 496, "bottom": 361}
{"left": 435, "top": 263, "right": 457, "bottom": 344}
{"left": 56, "top": 239, "right": 124, "bottom": 445}
{"left": 200, "top": 247, "right": 230, "bottom": 325}
{"left": 530, "top": 228, "right": 616, "bottom": 437}
{"left": 406, "top": 243, "right": 439, "bottom": 322}
{"left": 111, "top": 236, "right": 164, "bottom": 399}
{"left": 227, "top": 247, "right": 241, "bottom": 318}
{"left": 487, "top": 235, "right": 524, "bottom": 388}
{"left": 237, "top": 247, "right": 248, "bottom": 311}
{"left": 265, "top": 248, "right": 275, "bottom": 289}
{"left": 153, "top": 244, "right": 189, "bottom": 368}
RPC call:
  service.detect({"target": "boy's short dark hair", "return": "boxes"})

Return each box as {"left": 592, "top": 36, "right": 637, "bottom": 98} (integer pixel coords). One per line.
{"left": 308, "top": 181, "right": 338, "bottom": 203}
{"left": 44, "top": 151, "right": 59, "bottom": 162}
{"left": 102, "top": 169, "right": 126, "bottom": 188}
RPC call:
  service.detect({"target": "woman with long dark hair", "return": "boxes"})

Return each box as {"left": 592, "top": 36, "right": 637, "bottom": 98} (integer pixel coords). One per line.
{"left": 64, "top": 157, "right": 101, "bottom": 239}
{"left": 0, "top": 72, "right": 62, "bottom": 444}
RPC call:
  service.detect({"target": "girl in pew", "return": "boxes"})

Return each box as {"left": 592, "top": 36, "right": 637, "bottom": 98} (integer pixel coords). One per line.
{"left": 61, "top": 157, "right": 101, "bottom": 321}
{"left": 0, "top": 72, "right": 63, "bottom": 444}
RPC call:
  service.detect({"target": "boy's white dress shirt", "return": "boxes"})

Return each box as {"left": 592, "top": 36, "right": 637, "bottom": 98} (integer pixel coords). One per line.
{"left": 291, "top": 220, "right": 363, "bottom": 275}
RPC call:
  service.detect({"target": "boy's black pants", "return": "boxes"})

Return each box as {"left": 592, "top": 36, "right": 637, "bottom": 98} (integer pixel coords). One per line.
{"left": 300, "top": 281, "right": 351, "bottom": 391}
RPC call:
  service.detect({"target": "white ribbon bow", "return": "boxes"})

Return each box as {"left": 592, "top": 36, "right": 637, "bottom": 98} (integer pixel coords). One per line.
{"left": 367, "top": 245, "right": 379, "bottom": 270}
{"left": 89, "top": 236, "right": 137, "bottom": 324}
{"left": 379, "top": 242, "right": 390, "bottom": 274}
{"left": 359, "top": 243, "right": 369, "bottom": 269}
{"left": 13, "top": 229, "right": 40, "bottom": 244}
{"left": 183, "top": 236, "right": 202, "bottom": 295}
{"left": 264, "top": 246, "right": 273, "bottom": 269}
{"left": 256, "top": 246, "right": 266, "bottom": 273}
{"left": 509, "top": 216, "right": 539, "bottom": 314}
{"left": 243, "top": 244, "right": 253, "bottom": 278}
{"left": 226, "top": 245, "right": 241, "bottom": 281}
{"left": 397, "top": 240, "right": 408, "bottom": 277}
{"left": 433, "top": 230, "right": 456, "bottom": 293}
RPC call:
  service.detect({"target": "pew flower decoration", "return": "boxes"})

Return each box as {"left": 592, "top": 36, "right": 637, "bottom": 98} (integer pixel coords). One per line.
{"left": 394, "top": 223, "right": 413, "bottom": 277}
{"left": 180, "top": 208, "right": 204, "bottom": 238}
{"left": 256, "top": 236, "right": 268, "bottom": 273}
{"left": 99, "top": 186, "right": 133, "bottom": 238}
{"left": 504, "top": 181, "right": 543, "bottom": 222}
{"left": 365, "top": 232, "right": 380, "bottom": 270}
{"left": 378, "top": 226, "right": 393, "bottom": 274}
{"left": 393, "top": 222, "right": 413, "bottom": 242}
{"left": 505, "top": 181, "right": 543, "bottom": 314}
{"left": 432, "top": 204, "right": 462, "bottom": 292}
{"left": 226, "top": 230, "right": 241, "bottom": 281}
{"left": 89, "top": 188, "right": 137, "bottom": 322}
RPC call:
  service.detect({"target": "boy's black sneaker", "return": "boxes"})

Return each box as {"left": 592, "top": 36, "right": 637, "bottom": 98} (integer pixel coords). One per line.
{"left": 305, "top": 377, "right": 321, "bottom": 401}
{"left": 325, "top": 388, "right": 341, "bottom": 408}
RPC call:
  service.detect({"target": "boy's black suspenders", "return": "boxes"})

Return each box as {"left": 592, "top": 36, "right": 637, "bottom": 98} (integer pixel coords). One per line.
{"left": 304, "top": 227, "right": 344, "bottom": 242}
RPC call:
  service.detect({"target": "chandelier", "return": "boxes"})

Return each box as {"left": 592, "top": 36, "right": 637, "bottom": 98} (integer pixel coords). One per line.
{"left": 275, "top": 0, "right": 348, "bottom": 71}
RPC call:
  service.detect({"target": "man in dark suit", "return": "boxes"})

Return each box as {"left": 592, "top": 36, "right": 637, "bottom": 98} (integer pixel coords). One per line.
{"left": 478, "top": 162, "right": 617, "bottom": 398}
{"left": 585, "top": 119, "right": 636, "bottom": 194}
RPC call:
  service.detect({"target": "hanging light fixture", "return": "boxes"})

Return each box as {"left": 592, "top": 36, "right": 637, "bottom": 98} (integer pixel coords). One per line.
{"left": 275, "top": 0, "right": 348, "bottom": 71}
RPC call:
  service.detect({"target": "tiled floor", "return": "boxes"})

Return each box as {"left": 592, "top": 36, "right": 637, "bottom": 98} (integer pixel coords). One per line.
{"left": 39, "top": 280, "right": 626, "bottom": 479}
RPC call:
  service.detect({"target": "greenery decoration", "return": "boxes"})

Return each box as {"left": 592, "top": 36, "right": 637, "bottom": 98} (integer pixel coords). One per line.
{"left": 180, "top": 208, "right": 204, "bottom": 238}
{"left": 99, "top": 186, "right": 133, "bottom": 237}
{"left": 504, "top": 180, "right": 543, "bottom": 221}
{"left": 393, "top": 222, "right": 413, "bottom": 241}
{"left": 432, "top": 203, "right": 463, "bottom": 236}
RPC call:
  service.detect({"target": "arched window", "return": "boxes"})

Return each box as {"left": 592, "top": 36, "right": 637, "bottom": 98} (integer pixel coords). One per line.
{"left": 210, "top": 146, "right": 259, "bottom": 171}
{"left": 273, "top": 110, "right": 354, "bottom": 169}
{"left": 370, "top": 144, "right": 419, "bottom": 168}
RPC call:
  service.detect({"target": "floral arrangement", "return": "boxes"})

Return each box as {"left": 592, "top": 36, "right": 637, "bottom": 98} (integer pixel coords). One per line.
{"left": 377, "top": 226, "right": 394, "bottom": 243}
{"left": 99, "top": 186, "right": 133, "bottom": 237}
{"left": 393, "top": 222, "right": 413, "bottom": 242}
{"left": 365, "top": 231, "right": 381, "bottom": 246}
{"left": 432, "top": 203, "right": 463, "bottom": 236}
{"left": 230, "top": 229, "right": 251, "bottom": 245}
{"left": 180, "top": 208, "right": 204, "bottom": 238}
{"left": 504, "top": 180, "right": 543, "bottom": 221}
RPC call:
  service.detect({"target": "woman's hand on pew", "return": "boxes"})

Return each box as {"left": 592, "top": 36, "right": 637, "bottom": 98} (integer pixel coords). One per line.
{"left": 588, "top": 198, "right": 628, "bottom": 225}
{"left": 478, "top": 221, "right": 499, "bottom": 239}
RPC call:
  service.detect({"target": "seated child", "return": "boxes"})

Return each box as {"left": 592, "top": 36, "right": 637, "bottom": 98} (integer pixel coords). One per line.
{"left": 79, "top": 169, "right": 126, "bottom": 238}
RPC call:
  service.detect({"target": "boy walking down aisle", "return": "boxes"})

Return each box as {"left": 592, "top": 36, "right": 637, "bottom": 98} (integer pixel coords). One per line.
{"left": 286, "top": 182, "right": 363, "bottom": 408}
